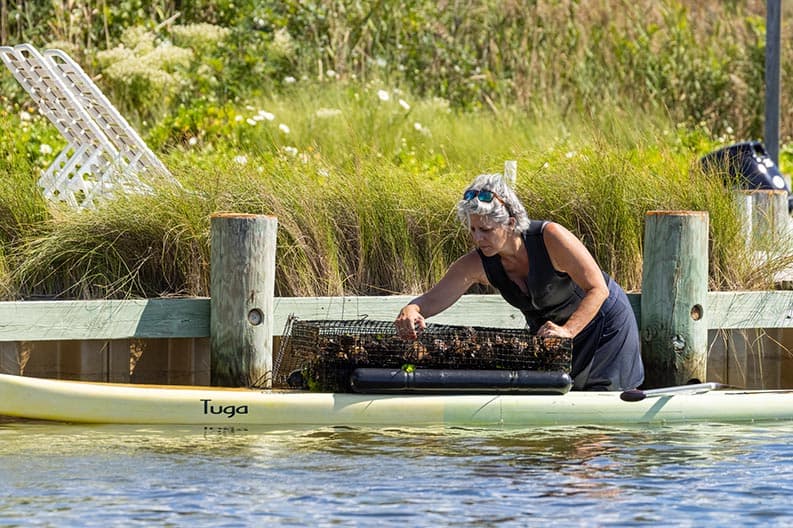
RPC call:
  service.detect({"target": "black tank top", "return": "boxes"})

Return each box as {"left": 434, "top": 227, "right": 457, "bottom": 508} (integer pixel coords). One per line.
{"left": 477, "top": 220, "right": 588, "bottom": 333}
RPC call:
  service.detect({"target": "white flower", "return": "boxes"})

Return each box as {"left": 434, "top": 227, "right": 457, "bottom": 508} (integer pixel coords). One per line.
{"left": 283, "top": 146, "right": 298, "bottom": 156}
{"left": 246, "top": 118, "right": 257, "bottom": 126}
{"left": 279, "top": 123, "right": 290, "bottom": 134}
{"left": 565, "top": 151, "right": 576, "bottom": 159}
{"left": 284, "top": 76, "right": 296, "bottom": 84}
{"left": 39, "top": 143, "right": 53, "bottom": 155}
{"left": 326, "top": 69, "right": 337, "bottom": 78}
{"left": 169, "top": 23, "right": 230, "bottom": 47}
{"left": 375, "top": 57, "right": 387, "bottom": 68}
{"left": 315, "top": 107, "right": 342, "bottom": 118}
{"left": 233, "top": 155, "right": 248, "bottom": 165}
{"left": 398, "top": 99, "right": 410, "bottom": 111}
{"left": 19, "top": 111, "right": 32, "bottom": 121}
{"left": 187, "top": 137, "right": 198, "bottom": 146}
{"left": 413, "top": 122, "right": 431, "bottom": 136}
{"left": 258, "top": 110, "right": 275, "bottom": 121}
{"left": 377, "top": 90, "right": 390, "bottom": 102}
{"left": 542, "top": 162, "right": 550, "bottom": 169}
{"left": 234, "top": 115, "right": 243, "bottom": 122}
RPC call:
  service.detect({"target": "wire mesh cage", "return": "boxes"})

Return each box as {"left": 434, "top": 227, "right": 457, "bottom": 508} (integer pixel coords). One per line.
{"left": 274, "top": 317, "right": 573, "bottom": 392}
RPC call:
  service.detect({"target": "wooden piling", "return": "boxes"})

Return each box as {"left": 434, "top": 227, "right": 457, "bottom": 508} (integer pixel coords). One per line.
{"left": 210, "top": 213, "right": 278, "bottom": 387}
{"left": 734, "top": 189, "right": 790, "bottom": 245}
{"left": 641, "top": 211, "right": 709, "bottom": 388}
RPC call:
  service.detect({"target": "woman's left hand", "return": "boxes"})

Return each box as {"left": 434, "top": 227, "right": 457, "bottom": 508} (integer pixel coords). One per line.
{"left": 536, "top": 321, "right": 574, "bottom": 339}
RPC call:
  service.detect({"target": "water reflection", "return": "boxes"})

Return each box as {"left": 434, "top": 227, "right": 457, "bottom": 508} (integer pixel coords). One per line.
{"left": 1, "top": 421, "right": 793, "bottom": 526}
{"left": 0, "top": 420, "right": 785, "bottom": 461}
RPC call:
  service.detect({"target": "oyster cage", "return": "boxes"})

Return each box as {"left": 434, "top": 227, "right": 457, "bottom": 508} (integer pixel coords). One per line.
{"left": 273, "top": 317, "right": 572, "bottom": 392}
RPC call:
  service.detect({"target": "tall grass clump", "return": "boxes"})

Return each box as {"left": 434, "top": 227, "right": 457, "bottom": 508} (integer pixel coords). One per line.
{"left": 2, "top": 81, "right": 768, "bottom": 300}
{"left": 6, "top": 186, "right": 211, "bottom": 299}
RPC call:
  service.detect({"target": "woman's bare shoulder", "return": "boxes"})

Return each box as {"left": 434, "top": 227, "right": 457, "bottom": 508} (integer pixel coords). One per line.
{"left": 449, "top": 249, "right": 488, "bottom": 285}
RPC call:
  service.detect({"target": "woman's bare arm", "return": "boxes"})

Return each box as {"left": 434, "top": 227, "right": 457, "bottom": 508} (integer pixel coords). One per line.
{"left": 395, "top": 251, "right": 487, "bottom": 338}
{"left": 539, "top": 222, "right": 609, "bottom": 338}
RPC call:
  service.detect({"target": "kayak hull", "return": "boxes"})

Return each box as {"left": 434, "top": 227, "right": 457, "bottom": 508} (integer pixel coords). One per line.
{"left": 1, "top": 373, "right": 791, "bottom": 426}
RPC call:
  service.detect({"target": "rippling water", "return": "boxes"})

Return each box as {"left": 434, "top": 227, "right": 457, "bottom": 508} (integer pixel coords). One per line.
{"left": 1, "top": 420, "right": 792, "bottom": 527}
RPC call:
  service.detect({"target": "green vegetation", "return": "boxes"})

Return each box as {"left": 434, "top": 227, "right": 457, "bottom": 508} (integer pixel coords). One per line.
{"left": 0, "top": 0, "right": 791, "bottom": 300}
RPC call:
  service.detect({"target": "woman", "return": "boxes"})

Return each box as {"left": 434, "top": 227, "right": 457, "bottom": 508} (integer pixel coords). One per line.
{"left": 395, "top": 173, "right": 644, "bottom": 391}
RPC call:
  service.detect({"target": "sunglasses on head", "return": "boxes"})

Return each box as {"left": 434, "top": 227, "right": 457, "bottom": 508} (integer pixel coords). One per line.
{"left": 463, "top": 188, "right": 505, "bottom": 205}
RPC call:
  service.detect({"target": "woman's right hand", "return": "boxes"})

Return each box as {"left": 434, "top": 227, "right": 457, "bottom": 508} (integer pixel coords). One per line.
{"left": 395, "top": 304, "right": 426, "bottom": 340}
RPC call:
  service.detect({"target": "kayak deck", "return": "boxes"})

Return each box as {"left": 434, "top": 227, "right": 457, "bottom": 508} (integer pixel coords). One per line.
{"left": 1, "top": 373, "right": 792, "bottom": 426}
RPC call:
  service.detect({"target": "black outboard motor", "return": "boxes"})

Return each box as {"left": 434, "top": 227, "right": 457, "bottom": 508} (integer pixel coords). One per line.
{"left": 700, "top": 141, "right": 792, "bottom": 213}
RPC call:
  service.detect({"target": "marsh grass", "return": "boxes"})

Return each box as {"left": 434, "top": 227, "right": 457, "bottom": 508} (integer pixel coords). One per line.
{"left": 8, "top": 190, "right": 210, "bottom": 299}
{"left": 0, "top": 79, "right": 783, "bottom": 300}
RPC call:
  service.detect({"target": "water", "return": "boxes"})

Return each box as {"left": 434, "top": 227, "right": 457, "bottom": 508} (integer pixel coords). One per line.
{"left": 1, "top": 421, "right": 792, "bottom": 527}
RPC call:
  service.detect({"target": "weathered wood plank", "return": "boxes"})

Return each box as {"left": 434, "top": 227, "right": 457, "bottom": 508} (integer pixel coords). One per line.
{"left": 272, "top": 294, "right": 527, "bottom": 332}
{"left": 0, "top": 291, "right": 789, "bottom": 343}
{"left": 0, "top": 298, "right": 211, "bottom": 341}
{"left": 0, "top": 342, "right": 19, "bottom": 374}
{"left": 706, "top": 291, "right": 793, "bottom": 329}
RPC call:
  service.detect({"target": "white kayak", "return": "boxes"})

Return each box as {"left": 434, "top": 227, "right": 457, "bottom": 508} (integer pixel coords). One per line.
{"left": 1, "top": 372, "right": 792, "bottom": 426}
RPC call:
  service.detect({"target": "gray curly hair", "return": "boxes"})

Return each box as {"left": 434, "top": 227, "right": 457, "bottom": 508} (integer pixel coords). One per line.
{"left": 456, "top": 173, "right": 530, "bottom": 232}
